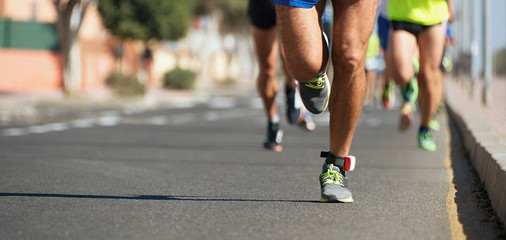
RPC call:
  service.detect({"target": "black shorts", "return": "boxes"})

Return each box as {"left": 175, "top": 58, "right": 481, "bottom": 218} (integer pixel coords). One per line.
{"left": 391, "top": 21, "right": 440, "bottom": 36}
{"left": 248, "top": 0, "right": 277, "bottom": 29}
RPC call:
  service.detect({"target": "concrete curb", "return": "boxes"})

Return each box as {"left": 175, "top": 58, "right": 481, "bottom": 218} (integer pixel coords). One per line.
{"left": 446, "top": 92, "right": 506, "bottom": 223}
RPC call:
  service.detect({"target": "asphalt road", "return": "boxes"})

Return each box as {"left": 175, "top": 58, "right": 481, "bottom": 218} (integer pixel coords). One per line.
{"left": 0, "top": 93, "right": 501, "bottom": 239}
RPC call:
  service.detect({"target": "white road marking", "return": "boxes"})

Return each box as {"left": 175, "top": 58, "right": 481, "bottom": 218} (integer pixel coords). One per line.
{"left": 72, "top": 119, "right": 95, "bottom": 128}
{"left": 209, "top": 97, "right": 236, "bottom": 109}
{"left": 2, "top": 128, "right": 26, "bottom": 136}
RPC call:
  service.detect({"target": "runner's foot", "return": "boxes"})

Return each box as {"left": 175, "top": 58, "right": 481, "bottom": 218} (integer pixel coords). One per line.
{"left": 429, "top": 118, "right": 440, "bottom": 131}
{"left": 299, "top": 73, "right": 330, "bottom": 114}
{"left": 296, "top": 111, "right": 316, "bottom": 132}
{"left": 399, "top": 102, "right": 414, "bottom": 131}
{"left": 320, "top": 151, "right": 353, "bottom": 203}
{"left": 399, "top": 76, "right": 418, "bottom": 131}
{"left": 286, "top": 85, "right": 316, "bottom": 131}
{"left": 263, "top": 121, "right": 283, "bottom": 152}
{"left": 418, "top": 129, "right": 436, "bottom": 151}
{"left": 285, "top": 85, "right": 301, "bottom": 124}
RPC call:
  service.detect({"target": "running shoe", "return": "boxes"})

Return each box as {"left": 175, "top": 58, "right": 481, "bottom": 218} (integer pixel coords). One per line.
{"left": 400, "top": 58, "right": 419, "bottom": 103}
{"left": 418, "top": 130, "right": 436, "bottom": 151}
{"left": 400, "top": 77, "right": 418, "bottom": 104}
{"left": 286, "top": 85, "right": 316, "bottom": 131}
{"left": 299, "top": 73, "right": 330, "bottom": 114}
{"left": 319, "top": 151, "right": 353, "bottom": 203}
{"left": 296, "top": 111, "right": 316, "bottom": 132}
{"left": 285, "top": 85, "right": 301, "bottom": 124}
{"left": 399, "top": 103, "right": 414, "bottom": 131}
{"left": 429, "top": 118, "right": 440, "bottom": 131}
{"left": 382, "top": 81, "right": 395, "bottom": 110}
{"left": 399, "top": 64, "right": 419, "bottom": 130}
{"left": 263, "top": 121, "right": 283, "bottom": 152}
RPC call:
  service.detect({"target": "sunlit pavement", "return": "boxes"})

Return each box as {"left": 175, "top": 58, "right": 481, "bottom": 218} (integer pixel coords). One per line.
{"left": 0, "top": 83, "right": 502, "bottom": 239}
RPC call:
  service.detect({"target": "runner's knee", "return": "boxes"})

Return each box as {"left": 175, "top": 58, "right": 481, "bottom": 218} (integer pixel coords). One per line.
{"left": 286, "top": 56, "right": 322, "bottom": 81}
{"left": 258, "top": 61, "right": 277, "bottom": 81}
{"left": 332, "top": 46, "right": 364, "bottom": 76}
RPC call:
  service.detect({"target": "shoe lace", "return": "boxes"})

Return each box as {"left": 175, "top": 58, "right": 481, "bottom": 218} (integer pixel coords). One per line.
{"left": 419, "top": 131, "right": 433, "bottom": 143}
{"left": 304, "top": 76, "right": 324, "bottom": 89}
{"left": 321, "top": 164, "right": 344, "bottom": 186}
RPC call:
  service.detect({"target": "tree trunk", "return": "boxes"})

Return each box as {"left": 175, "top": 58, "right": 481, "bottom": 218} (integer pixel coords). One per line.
{"left": 54, "top": 0, "right": 89, "bottom": 96}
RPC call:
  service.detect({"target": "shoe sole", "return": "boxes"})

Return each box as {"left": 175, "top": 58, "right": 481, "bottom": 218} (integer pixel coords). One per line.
{"left": 296, "top": 112, "right": 316, "bottom": 132}
{"left": 264, "top": 144, "right": 282, "bottom": 152}
{"left": 418, "top": 144, "right": 436, "bottom": 152}
{"left": 321, "top": 196, "right": 354, "bottom": 203}
{"left": 298, "top": 120, "right": 316, "bottom": 132}
{"left": 419, "top": 146, "right": 436, "bottom": 152}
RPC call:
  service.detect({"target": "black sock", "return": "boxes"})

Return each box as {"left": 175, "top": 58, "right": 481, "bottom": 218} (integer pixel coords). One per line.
{"left": 419, "top": 126, "right": 429, "bottom": 134}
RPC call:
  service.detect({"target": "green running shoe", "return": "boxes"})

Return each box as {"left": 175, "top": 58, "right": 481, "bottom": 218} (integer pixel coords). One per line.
{"left": 429, "top": 118, "right": 440, "bottom": 131}
{"left": 400, "top": 77, "right": 418, "bottom": 104}
{"left": 400, "top": 59, "right": 419, "bottom": 104}
{"left": 319, "top": 151, "right": 353, "bottom": 203}
{"left": 418, "top": 130, "right": 436, "bottom": 151}
{"left": 299, "top": 73, "right": 330, "bottom": 114}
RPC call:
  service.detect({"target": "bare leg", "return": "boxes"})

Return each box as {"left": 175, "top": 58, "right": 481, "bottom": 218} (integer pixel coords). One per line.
{"left": 389, "top": 31, "right": 418, "bottom": 87}
{"left": 329, "top": 0, "right": 377, "bottom": 157}
{"left": 275, "top": 1, "right": 328, "bottom": 82}
{"left": 279, "top": 42, "right": 296, "bottom": 88}
{"left": 382, "top": 41, "right": 394, "bottom": 110}
{"left": 417, "top": 22, "right": 446, "bottom": 128}
{"left": 390, "top": 30, "right": 419, "bottom": 130}
{"left": 252, "top": 26, "right": 279, "bottom": 120}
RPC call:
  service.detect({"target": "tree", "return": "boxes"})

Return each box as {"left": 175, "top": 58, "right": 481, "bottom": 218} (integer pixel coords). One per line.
{"left": 97, "top": 0, "right": 196, "bottom": 85}
{"left": 98, "top": 0, "right": 195, "bottom": 41}
{"left": 494, "top": 47, "right": 506, "bottom": 76}
{"left": 54, "top": 0, "right": 92, "bottom": 96}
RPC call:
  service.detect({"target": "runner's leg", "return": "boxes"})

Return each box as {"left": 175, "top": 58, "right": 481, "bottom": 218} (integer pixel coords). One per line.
{"left": 329, "top": 0, "right": 377, "bottom": 157}
{"left": 275, "top": 1, "right": 328, "bottom": 81}
{"left": 417, "top": 22, "right": 446, "bottom": 128}
{"left": 252, "top": 26, "right": 279, "bottom": 120}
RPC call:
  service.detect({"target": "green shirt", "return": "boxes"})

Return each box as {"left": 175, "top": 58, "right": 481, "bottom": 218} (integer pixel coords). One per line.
{"left": 388, "top": 0, "right": 449, "bottom": 25}
{"left": 366, "top": 33, "right": 380, "bottom": 59}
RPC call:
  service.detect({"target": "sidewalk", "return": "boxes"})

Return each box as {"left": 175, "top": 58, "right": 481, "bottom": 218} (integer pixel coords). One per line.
{"left": 445, "top": 76, "right": 506, "bottom": 223}
{"left": 0, "top": 87, "right": 211, "bottom": 125}
{"left": 0, "top": 82, "right": 256, "bottom": 126}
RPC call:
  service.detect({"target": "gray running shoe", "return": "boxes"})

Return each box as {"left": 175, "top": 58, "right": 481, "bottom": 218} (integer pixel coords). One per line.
{"left": 299, "top": 73, "right": 330, "bottom": 114}
{"left": 319, "top": 151, "right": 353, "bottom": 203}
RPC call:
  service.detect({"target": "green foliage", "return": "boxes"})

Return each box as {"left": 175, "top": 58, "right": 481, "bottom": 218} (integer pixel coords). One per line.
{"left": 98, "top": 0, "right": 196, "bottom": 41}
{"left": 494, "top": 47, "right": 506, "bottom": 76}
{"left": 105, "top": 71, "right": 146, "bottom": 96}
{"left": 163, "top": 68, "right": 197, "bottom": 90}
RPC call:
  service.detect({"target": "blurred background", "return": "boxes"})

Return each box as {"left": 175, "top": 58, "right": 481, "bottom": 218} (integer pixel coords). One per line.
{"left": 0, "top": 0, "right": 253, "bottom": 97}
{"left": 0, "top": 0, "right": 504, "bottom": 103}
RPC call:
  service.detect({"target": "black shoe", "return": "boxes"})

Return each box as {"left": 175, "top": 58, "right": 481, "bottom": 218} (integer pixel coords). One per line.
{"left": 263, "top": 121, "right": 283, "bottom": 152}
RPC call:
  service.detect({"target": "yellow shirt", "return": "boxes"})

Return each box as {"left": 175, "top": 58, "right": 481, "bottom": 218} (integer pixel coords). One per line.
{"left": 366, "top": 34, "right": 380, "bottom": 59}
{"left": 388, "top": 0, "right": 449, "bottom": 25}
